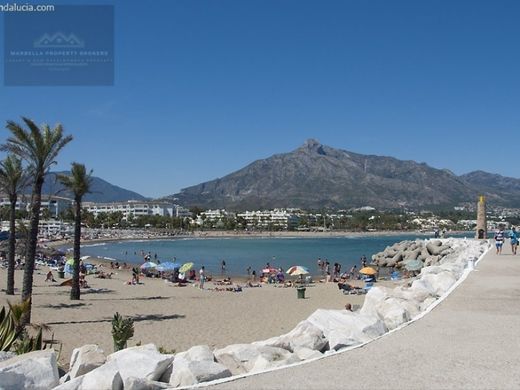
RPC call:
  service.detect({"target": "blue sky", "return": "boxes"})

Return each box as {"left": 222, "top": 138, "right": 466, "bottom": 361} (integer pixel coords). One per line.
{"left": 0, "top": 0, "right": 519, "bottom": 198}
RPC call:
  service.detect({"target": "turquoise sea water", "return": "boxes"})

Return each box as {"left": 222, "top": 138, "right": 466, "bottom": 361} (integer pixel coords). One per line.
{"left": 78, "top": 232, "right": 471, "bottom": 276}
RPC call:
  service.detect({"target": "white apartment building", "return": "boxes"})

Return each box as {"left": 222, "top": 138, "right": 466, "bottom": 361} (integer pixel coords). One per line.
{"left": 84, "top": 200, "right": 180, "bottom": 220}
{"left": 236, "top": 209, "right": 300, "bottom": 229}
{"left": 0, "top": 194, "right": 73, "bottom": 219}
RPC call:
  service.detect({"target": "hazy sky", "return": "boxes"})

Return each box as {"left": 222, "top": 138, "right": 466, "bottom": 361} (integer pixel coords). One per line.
{"left": 0, "top": 0, "right": 518, "bottom": 198}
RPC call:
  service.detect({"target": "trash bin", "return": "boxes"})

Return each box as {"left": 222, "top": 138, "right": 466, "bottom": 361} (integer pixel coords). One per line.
{"left": 297, "top": 287, "right": 306, "bottom": 299}
{"left": 58, "top": 271, "right": 65, "bottom": 279}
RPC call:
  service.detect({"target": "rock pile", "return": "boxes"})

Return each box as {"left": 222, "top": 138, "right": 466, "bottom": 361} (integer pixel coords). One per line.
{"left": 371, "top": 239, "right": 455, "bottom": 268}
{"left": 0, "top": 238, "right": 489, "bottom": 390}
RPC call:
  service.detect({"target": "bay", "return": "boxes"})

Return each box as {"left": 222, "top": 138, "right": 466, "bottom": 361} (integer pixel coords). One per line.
{"left": 79, "top": 232, "right": 471, "bottom": 276}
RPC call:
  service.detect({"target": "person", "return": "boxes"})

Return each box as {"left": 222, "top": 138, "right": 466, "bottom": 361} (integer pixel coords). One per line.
{"left": 361, "top": 255, "right": 367, "bottom": 268}
{"left": 345, "top": 303, "right": 353, "bottom": 312}
{"left": 495, "top": 228, "right": 505, "bottom": 254}
{"left": 246, "top": 266, "right": 251, "bottom": 277}
{"left": 510, "top": 227, "right": 519, "bottom": 255}
{"left": 350, "top": 265, "right": 357, "bottom": 279}
{"left": 45, "top": 270, "right": 56, "bottom": 282}
{"left": 252, "top": 270, "right": 257, "bottom": 281}
{"left": 199, "top": 266, "right": 206, "bottom": 289}
{"left": 221, "top": 260, "right": 226, "bottom": 275}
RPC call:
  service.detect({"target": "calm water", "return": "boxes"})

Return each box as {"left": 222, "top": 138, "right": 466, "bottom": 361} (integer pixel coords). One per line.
{"left": 79, "top": 233, "right": 471, "bottom": 277}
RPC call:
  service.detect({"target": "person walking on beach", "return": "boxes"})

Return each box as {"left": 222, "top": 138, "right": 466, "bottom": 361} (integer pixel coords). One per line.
{"left": 510, "top": 227, "right": 518, "bottom": 255}
{"left": 221, "top": 260, "right": 226, "bottom": 275}
{"left": 199, "top": 266, "right": 206, "bottom": 289}
{"left": 494, "top": 228, "right": 505, "bottom": 254}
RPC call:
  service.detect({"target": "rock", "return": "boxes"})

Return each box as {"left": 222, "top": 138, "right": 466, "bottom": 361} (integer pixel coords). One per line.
{"left": 392, "top": 285, "right": 432, "bottom": 304}
{"left": 174, "top": 345, "right": 215, "bottom": 363}
{"left": 167, "top": 344, "right": 231, "bottom": 387}
{"left": 0, "top": 349, "right": 59, "bottom": 390}
{"left": 68, "top": 344, "right": 106, "bottom": 379}
{"left": 420, "top": 272, "right": 457, "bottom": 296}
{"left": 403, "top": 248, "right": 421, "bottom": 261}
{"left": 124, "top": 377, "right": 171, "bottom": 390}
{"left": 255, "top": 320, "right": 327, "bottom": 352}
{"left": 214, "top": 344, "right": 299, "bottom": 375}
{"left": 360, "top": 287, "right": 389, "bottom": 317}
{"left": 0, "top": 351, "right": 16, "bottom": 363}
{"left": 106, "top": 344, "right": 173, "bottom": 381}
{"left": 376, "top": 298, "right": 416, "bottom": 330}
{"left": 54, "top": 369, "right": 123, "bottom": 390}
{"left": 169, "top": 358, "right": 231, "bottom": 387}
{"left": 54, "top": 344, "right": 173, "bottom": 390}
{"left": 427, "top": 243, "right": 451, "bottom": 256}
{"left": 292, "top": 347, "right": 323, "bottom": 360}
{"left": 306, "top": 309, "right": 386, "bottom": 350}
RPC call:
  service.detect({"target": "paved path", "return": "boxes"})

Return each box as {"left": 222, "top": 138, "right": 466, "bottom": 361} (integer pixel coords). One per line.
{"left": 208, "top": 244, "right": 520, "bottom": 389}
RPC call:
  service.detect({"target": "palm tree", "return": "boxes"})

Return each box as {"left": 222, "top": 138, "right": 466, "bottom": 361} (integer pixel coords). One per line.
{"left": 2, "top": 118, "right": 72, "bottom": 323}
{"left": 58, "top": 163, "right": 92, "bottom": 300}
{"left": 0, "top": 155, "right": 27, "bottom": 295}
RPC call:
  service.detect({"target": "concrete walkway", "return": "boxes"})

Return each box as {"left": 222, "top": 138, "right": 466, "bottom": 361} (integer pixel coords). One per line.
{"left": 208, "top": 244, "right": 520, "bottom": 389}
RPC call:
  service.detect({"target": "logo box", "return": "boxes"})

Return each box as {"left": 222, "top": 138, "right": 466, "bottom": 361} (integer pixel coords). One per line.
{"left": 4, "top": 5, "right": 114, "bottom": 86}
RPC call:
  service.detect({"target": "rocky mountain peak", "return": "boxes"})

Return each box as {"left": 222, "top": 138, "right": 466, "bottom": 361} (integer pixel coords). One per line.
{"left": 300, "top": 138, "right": 327, "bottom": 155}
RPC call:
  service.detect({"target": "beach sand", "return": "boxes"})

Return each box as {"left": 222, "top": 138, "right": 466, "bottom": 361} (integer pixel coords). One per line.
{"left": 0, "top": 266, "right": 373, "bottom": 367}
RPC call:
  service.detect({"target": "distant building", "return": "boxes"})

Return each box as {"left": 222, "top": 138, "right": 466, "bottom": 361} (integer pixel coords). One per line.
{"left": 0, "top": 193, "right": 73, "bottom": 219}
{"left": 83, "top": 200, "right": 180, "bottom": 220}
{"left": 236, "top": 209, "right": 300, "bottom": 230}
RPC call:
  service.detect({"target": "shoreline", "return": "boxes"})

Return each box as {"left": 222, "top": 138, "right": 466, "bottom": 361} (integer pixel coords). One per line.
{"left": 46, "top": 228, "right": 472, "bottom": 250}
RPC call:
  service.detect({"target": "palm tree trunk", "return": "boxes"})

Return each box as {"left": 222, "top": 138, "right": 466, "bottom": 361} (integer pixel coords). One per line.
{"left": 6, "top": 195, "right": 17, "bottom": 295}
{"left": 71, "top": 200, "right": 81, "bottom": 300}
{"left": 21, "top": 177, "right": 43, "bottom": 325}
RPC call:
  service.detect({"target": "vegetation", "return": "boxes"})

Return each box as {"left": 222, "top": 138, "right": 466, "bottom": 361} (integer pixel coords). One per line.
{"left": 0, "top": 155, "right": 27, "bottom": 295}
{"left": 58, "top": 163, "right": 93, "bottom": 300}
{"left": 0, "top": 300, "right": 51, "bottom": 354}
{"left": 2, "top": 118, "right": 72, "bottom": 324}
{"left": 111, "top": 312, "right": 134, "bottom": 352}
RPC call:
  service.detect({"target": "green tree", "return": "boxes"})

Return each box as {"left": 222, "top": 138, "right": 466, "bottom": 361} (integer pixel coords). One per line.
{"left": 58, "top": 163, "right": 93, "bottom": 300}
{"left": 0, "top": 155, "right": 27, "bottom": 295}
{"left": 3, "top": 118, "right": 72, "bottom": 323}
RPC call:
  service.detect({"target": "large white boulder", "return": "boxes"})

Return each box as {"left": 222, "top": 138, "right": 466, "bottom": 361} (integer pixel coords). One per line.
{"left": 124, "top": 376, "right": 171, "bottom": 390}
{"left": 167, "top": 344, "right": 231, "bottom": 387}
{"left": 376, "top": 297, "right": 413, "bottom": 330}
{"left": 68, "top": 344, "right": 106, "bottom": 379}
{"left": 124, "top": 377, "right": 171, "bottom": 390}
{"left": 169, "top": 358, "right": 231, "bottom": 387}
{"left": 176, "top": 345, "right": 215, "bottom": 362}
{"left": 0, "top": 349, "right": 59, "bottom": 390}
{"left": 360, "top": 286, "right": 389, "bottom": 317}
{"left": 54, "top": 344, "right": 173, "bottom": 390}
{"left": 292, "top": 347, "right": 323, "bottom": 360}
{"left": 421, "top": 271, "right": 457, "bottom": 296}
{"left": 214, "top": 344, "right": 299, "bottom": 375}
{"left": 53, "top": 365, "right": 123, "bottom": 390}
{"left": 306, "top": 309, "right": 387, "bottom": 350}
{"left": 254, "top": 320, "right": 327, "bottom": 352}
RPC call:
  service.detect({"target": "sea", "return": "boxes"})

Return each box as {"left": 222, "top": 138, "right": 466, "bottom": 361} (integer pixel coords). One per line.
{"left": 77, "top": 232, "right": 472, "bottom": 277}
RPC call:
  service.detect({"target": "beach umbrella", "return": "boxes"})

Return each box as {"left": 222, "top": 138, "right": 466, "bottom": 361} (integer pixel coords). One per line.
{"left": 156, "top": 261, "right": 181, "bottom": 272}
{"left": 140, "top": 261, "right": 157, "bottom": 270}
{"left": 404, "top": 259, "right": 423, "bottom": 271}
{"left": 65, "top": 258, "right": 75, "bottom": 266}
{"left": 179, "top": 262, "right": 194, "bottom": 273}
{"left": 359, "top": 267, "right": 377, "bottom": 275}
{"left": 286, "top": 265, "right": 310, "bottom": 276}
{"left": 262, "top": 266, "right": 278, "bottom": 274}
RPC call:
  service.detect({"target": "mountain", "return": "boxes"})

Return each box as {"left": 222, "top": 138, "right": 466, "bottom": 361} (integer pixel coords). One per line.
{"left": 166, "top": 139, "right": 500, "bottom": 210}
{"left": 37, "top": 172, "right": 148, "bottom": 203}
{"left": 460, "top": 171, "right": 520, "bottom": 207}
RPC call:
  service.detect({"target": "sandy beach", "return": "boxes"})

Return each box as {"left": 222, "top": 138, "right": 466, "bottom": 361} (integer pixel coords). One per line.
{"left": 0, "top": 265, "right": 375, "bottom": 367}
